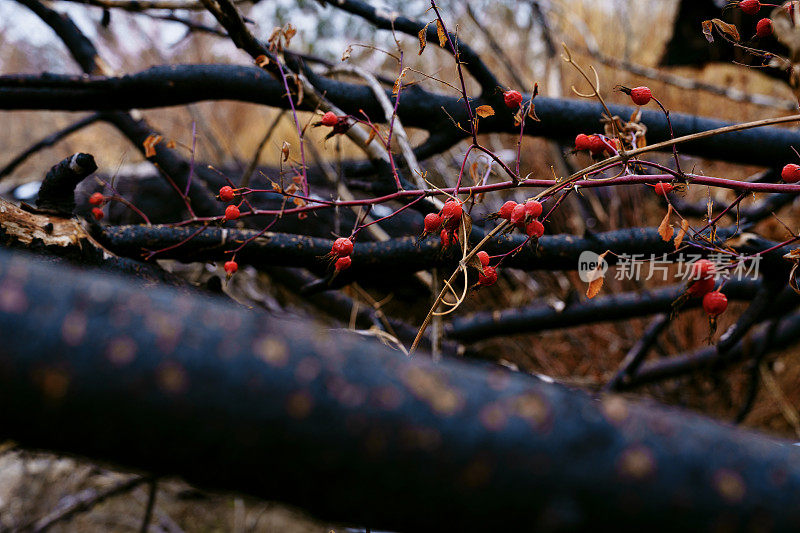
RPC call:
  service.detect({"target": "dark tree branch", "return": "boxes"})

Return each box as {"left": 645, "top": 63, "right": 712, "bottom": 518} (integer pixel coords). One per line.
{"left": 35, "top": 153, "right": 97, "bottom": 214}
{"left": 623, "top": 288, "right": 800, "bottom": 388}
{"left": 3, "top": 248, "right": 800, "bottom": 531}
{"left": 447, "top": 280, "right": 764, "bottom": 344}
{"left": 603, "top": 314, "right": 670, "bottom": 392}
{"left": 92, "top": 224, "right": 776, "bottom": 284}
{"left": 5, "top": 66, "right": 800, "bottom": 166}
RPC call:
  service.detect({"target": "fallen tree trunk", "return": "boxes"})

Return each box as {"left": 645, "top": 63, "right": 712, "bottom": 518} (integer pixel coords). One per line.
{"left": 0, "top": 248, "right": 799, "bottom": 531}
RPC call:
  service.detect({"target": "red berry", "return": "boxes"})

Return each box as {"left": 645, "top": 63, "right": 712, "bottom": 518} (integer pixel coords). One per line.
{"left": 688, "top": 277, "right": 715, "bottom": 297}
{"left": 441, "top": 200, "right": 463, "bottom": 221}
{"left": 575, "top": 133, "right": 593, "bottom": 151}
{"left": 321, "top": 111, "right": 339, "bottom": 127}
{"left": 498, "top": 201, "right": 517, "bottom": 220}
{"left": 332, "top": 237, "right": 354, "bottom": 257}
{"left": 424, "top": 213, "right": 442, "bottom": 233}
{"left": 335, "top": 256, "right": 352, "bottom": 271}
{"left": 630, "top": 86, "right": 652, "bottom": 106}
{"left": 89, "top": 192, "right": 104, "bottom": 206}
{"left": 756, "top": 18, "right": 773, "bottom": 38}
{"left": 440, "top": 229, "right": 449, "bottom": 248}
{"left": 476, "top": 251, "right": 490, "bottom": 267}
{"left": 224, "top": 260, "right": 238, "bottom": 275}
{"left": 782, "top": 163, "right": 800, "bottom": 183}
{"left": 91, "top": 207, "right": 104, "bottom": 220}
{"left": 503, "top": 90, "right": 523, "bottom": 109}
{"left": 703, "top": 291, "right": 728, "bottom": 317}
{"left": 739, "top": 0, "right": 760, "bottom": 15}
{"left": 219, "top": 185, "right": 235, "bottom": 202}
{"left": 510, "top": 204, "right": 527, "bottom": 227}
{"left": 478, "top": 266, "right": 498, "bottom": 286}
{"left": 525, "top": 220, "right": 545, "bottom": 238}
{"left": 691, "top": 259, "right": 716, "bottom": 280}
{"left": 588, "top": 135, "right": 606, "bottom": 155}
{"left": 524, "top": 200, "right": 543, "bottom": 219}
{"left": 224, "top": 205, "right": 240, "bottom": 221}
{"left": 654, "top": 182, "right": 674, "bottom": 196}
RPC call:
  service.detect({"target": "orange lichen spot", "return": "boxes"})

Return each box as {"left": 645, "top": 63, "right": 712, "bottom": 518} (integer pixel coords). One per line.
{"left": 295, "top": 357, "right": 322, "bottom": 383}
{"left": 0, "top": 281, "right": 27, "bottom": 313}
{"left": 403, "top": 367, "right": 464, "bottom": 416}
{"left": 602, "top": 395, "right": 630, "bottom": 425}
{"left": 713, "top": 469, "right": 746, "bottom": 503}
{"left": 286, "top": 390, "right": 313, "bottom": 419}
{"left": 61, "top": 311, "right": 87, "bottom": 346}
{"left": 479, "top": 403, "right": 508, "bottom": 432}
{"left": 253, "top": 336, "right": 289, "bottom": 367}
{"left": 617, "top": 446, "right": 656, "bottom": 481}
{"left": 37, "top": 368, "right": 70, "bottom": 400}
{"left": 374, "top": 385, "right": 404, "bottom": 411}
{"left": 513, "top": 393, "right": 550, "bottom": 429}
{"left": 156, "top": 361, "right": 188, "bottom": 394}
{"left": 106, "top": 336, "right": 137, "bottom": 366}
{"left": 460, "top": 459, "right": 492, "bottom": 489}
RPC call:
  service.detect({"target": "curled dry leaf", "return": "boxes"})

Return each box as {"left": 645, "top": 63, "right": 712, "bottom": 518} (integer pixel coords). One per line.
{"left": 475, "top": 105, "right": 495, "bottom": 118}
{"left": 658, "top": 204, "right": 674, "bottom": 242}
{"left": 418, "top": 23, "right": 429, "bottom": 55}
{"left": 436, "top": 19, "right": 447, "bottom": 47}
{"left": 281, "top": 141, "right": 290, "bottom": 162}
{"left": 457, "top": 211, "right": 473, "bottom": 251}
{"left": 143, "top": 134, "right": 163, "bottom": 158}
{"left": 675, "top": 219, "right": 690, "bottom": 250}
{"left": 342, "top": 45, "right": 352, "bottom": 62}
{"left": 585, "top": 251, "right": 610, "bottom": 300}
{"left": 702, "top": 18, "right": 741, "bottom": 43}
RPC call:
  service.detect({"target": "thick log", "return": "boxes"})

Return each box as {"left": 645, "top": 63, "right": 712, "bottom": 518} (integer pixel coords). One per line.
{"left": 1, "top": 249, "right": 800, "bottom": 531}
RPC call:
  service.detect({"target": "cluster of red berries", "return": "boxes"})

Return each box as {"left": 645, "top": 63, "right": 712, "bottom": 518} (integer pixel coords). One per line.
{"left": 685, "top": 259, "right": 728, "bottom": 317}
{"left": 782, "top": 164, "right": 800, "bottom": 183}
{"left": 503, "top": 90, "right": 523, "bottom": 109}
{"left": 331, "top": 237, "right": 354, "bottom": 272}
{"left": 88, "top": 191, "right": 105, "bottom": 220}
{"left": 496, "top": 199, "right": 545, "bottom": 238}
{"left": 475, "top": 250, "right": 497, "bottom": 287}
{"left": 217, "top": 186, "right": 242, "bottom": 221}
{"left": 574, "top": 133, "right": 604, "bottom": 155}
{"left": 423, "top": 200, "right": 464, "bottom": 249}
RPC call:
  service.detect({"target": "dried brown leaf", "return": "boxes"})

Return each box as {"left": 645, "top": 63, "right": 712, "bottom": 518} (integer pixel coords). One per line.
{"left": 659, "top": 204, "right": 674, "bottom": 242}
{"left": 436, "top": 19, "right": 447, "bottom": 47}
{"left": 142, "top": 134, "right": 162, "bottom": 158}
{"left": 342, "top": 45, "right": 352, "bottom": 62}
{"left": 585, "top": 251, "right": 609, "bottom": 299}
{"left": 711, "top": 18, "right": 740, "bottom": 42}
{"left": 702, "top": 20, "right": 715, "bottom": 43}
{"left": 418, "top": 24, "right": 429, "bottom": 55}
{"left": 675, "top": 219, "right": 689, "bottom": 250}
{"left": 475, "top": 105, "right": 495, "bottom": 118}
{"left": 458, "top": 211, "right": 472, "bottom": 250}
{"left": 281, "top": 141, "right": 290, "bottom": 162}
